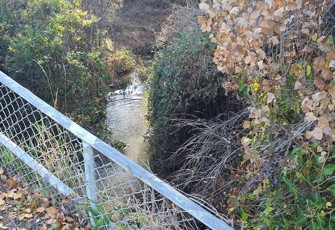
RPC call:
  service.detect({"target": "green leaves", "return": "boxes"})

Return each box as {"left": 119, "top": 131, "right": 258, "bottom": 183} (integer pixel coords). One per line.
{"left": 282, "top": 176, "right": 298, "bottom": 199}
{"left": 306, "top": 64, "right": 312, "bottom": 77}
{"left": 1, "top": 0, "right": 112, "bottom": 126}
{"left": 327, "top": 35, "right": 334, "bottom": 46}
{"left": 329, "top": 184, "right": 335, "bottom": 195}
{"left": 322, "top": 164, "right": 335, "bottom": 176}
{"left": 76, "top": 203, "right": 111, "bottom": 230}
{"left": 312, "top": 33, "right": 318, "bottom": 42}
{"left": 263, "top": 206, "right": 273, "bottom": 216}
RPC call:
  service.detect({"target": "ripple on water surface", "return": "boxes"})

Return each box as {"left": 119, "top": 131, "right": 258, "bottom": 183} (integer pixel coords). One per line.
{"left": 106, "top": 72, "right": 150, "bottom": 166}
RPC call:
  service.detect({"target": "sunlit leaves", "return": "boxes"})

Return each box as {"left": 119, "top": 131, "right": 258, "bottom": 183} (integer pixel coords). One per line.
{"left": 322, "top": 164, "right": 335, "bottom": 176}
{"left": 200, "top": 1, "right": 335, "bottom": 226}
{"left": 200, "top": 0, "right": 335, "bottom": 140}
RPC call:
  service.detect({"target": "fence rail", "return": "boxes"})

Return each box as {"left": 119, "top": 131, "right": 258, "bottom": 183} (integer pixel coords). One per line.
{"left": 0, "top": 71, "right": 233, "bottom": 230}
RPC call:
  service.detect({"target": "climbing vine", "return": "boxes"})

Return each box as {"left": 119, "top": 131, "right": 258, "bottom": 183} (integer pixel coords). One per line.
{"left": 199, "top": 0, "right": 335, "bottom": 228}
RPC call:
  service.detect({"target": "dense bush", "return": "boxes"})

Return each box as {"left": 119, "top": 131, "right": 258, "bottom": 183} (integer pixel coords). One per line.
{"left": 109, "top": 48, "right": 135, "bottom": 75}
{"left": 0, "top": 0, "right": 113, "bottom": 127}
{"left": 148, "top": 21, "right": 229, "bottom": 175}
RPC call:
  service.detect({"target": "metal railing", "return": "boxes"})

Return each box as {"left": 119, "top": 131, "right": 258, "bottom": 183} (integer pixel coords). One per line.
{"left": 0, "top": 71, "right": 233, "bottom": 230}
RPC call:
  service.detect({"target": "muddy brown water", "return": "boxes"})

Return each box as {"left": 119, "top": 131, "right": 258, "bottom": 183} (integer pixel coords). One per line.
{"left": 106, "top": 72, "right": 150, "bottom": 167}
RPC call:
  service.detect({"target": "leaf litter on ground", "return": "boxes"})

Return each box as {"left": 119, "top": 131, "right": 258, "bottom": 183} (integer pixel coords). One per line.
{"left": 0, "top": 168, "right": 90, "bottom": 230}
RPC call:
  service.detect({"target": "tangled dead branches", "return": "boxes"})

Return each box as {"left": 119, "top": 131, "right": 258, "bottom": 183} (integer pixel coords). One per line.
{"left": 168, "top": 107, "right": 316, "bottom": 216}
{"left": 168, "top": 109, "right": 248, "bottom": 203}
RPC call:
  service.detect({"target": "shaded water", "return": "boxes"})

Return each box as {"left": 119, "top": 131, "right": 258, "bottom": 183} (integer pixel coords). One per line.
{"left": 106, "top": 72, "right": 150, "bottom": 167}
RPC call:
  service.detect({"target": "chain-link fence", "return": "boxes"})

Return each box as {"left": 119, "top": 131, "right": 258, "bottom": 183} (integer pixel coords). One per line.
{"left": 0, "top": 72, "right": 233, "bottom": 230}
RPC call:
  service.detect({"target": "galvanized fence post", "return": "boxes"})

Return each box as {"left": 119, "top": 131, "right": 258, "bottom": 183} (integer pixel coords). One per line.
{"left": 82, "top": 142, "right": 97, "bottom": 226}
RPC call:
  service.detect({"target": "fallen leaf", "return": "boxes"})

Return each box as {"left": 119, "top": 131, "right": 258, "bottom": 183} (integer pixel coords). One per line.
{"left": 266, "top": 92, "right": 276, "bottom": 104}
{"left": 318, "top": 44, "right": 332, "bottom": 52}
{"left": 25, "top": 208, "right": 32, "bottom": 213}
{"left": 14, "top": 193, "right": 22, "bottom": 200}
{"left": 294, "top": 81, "right": 303, "bottom": 90}
{"left": 314, "top": 77, "right": 325, "bottom": 90}
{"left": 18, "top": 213, "right": 33, "bottom": 220}
{"left": 243, "top": 121, "right": 250, "bottom": 129}
{"left": 323, "top": 127, "right": 332, "bottom": 135}
{"left": 270, "top": 36, "right": 279, "bottom": 45}
{"left": 36, "top": 206, "right": 45, "bottom": 213}
{"left": 230, "top": 6, "right": 239, "bottom": 16}
{"left": 312, "top": 33, "right": 318, "bottom": 42}
{"left": 329, "top": 60, "right": 335, "bottom": 68}
{"left": 301, "top": 28, "right": 310, "bottom": 35}
{"left": 317, "top": 36, "right": 328, "bottom": 44}
{"left": 0, "top": 169, "right": 3, "bottom": 175}
{"left": 242, "top": 137, "right": 252, "bottom": 146}
{"left": 306, "top": 127, "right": 323, "bottom": 140}
{"left": 313, "top": 56, "right": 326, "bottom": 72}
{"left": 5, "top": 178, "right": 17, "bottom": 188}
{"left": 302, "top": 45, "right": 314, "bottom": 52}
{"left": 312, "top": 92, "right": 321, "bottom": 105}
{"left": 65, "top": 216, "right": 75, "bottom": 223}
{"left": 61, "top": 224, "right": 74, "bottom": 230}
{"left": 265, "top": 0, "right": 273, "bottom": 8}
{"left": 198, "top": 16, "right": 207, "bottom": 25}
{"left": 317, "top": 117, "right": 330, "bottom": 129}
{"left": 322, "top": 69, "right": 333, "bottom": 80}
{"left": 326, "top": 202, "right": 332, "bottom": 208}
{"left": 327, "top": 50, "right": 335, "bottom": 59}
{"left": 46, "top": 218, "right": 57, "bottom": 225}
{"left": 274, "top": 7, "right": 285, "bottom": 18}
{"left": 46, "top": 206, "right": 59, "bottom": 218}
{"left": 258, "top": 60, "right": 264, "bottom": 70}
{"left": 317, "top": 146, "right": 323, "bottom": 152}
{"left": 4, "top": 191, "right": 14, "bottom": 199}
{"left": 305, "top": 112, "right": 317, "bottom": 122}
{"left": 329, "top": 85, "right": 335, "bottom": 99}
{"left": 8, "top": 212, "right": 15, "bottom": 220}
{"left": 253, "top": 119, "right": 261, "bottom": 126}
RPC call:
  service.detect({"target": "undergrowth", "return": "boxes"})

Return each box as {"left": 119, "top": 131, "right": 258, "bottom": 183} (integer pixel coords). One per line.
{"left": 196, "top": 0, "right": 335, "bottom": 228}
{"left": 148, "top": 14, "right": 228, "bottom": 176}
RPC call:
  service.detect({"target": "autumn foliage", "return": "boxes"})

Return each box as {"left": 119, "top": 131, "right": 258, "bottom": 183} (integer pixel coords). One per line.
{"left": 0, "top": 168, "right": 87, "bottom": 229}
{"left": 198, "top": 0, "right": 335, "bottom": 228}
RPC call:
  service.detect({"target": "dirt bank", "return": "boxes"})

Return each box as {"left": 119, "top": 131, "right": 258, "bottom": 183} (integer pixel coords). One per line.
{"left": 107, "top": 0, "right": 173, "bottom": 56}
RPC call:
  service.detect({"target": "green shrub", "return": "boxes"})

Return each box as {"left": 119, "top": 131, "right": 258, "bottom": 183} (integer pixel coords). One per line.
{"left": 148, "top": 29, "right": 226, "bottom": 175}
{"left": 0, "top": 0, "right": 113, "bottom": 127}
{"left": 109, "top": 48, "right": 135, "bottom": 75}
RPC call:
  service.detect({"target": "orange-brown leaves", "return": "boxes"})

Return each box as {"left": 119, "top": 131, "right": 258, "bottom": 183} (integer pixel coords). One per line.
{"left": 313, "top": 57, "right": 326, "bottom": 72}
{"left": 201, "top": 0, "right": 335, "bottom": 226}
{"left": 0, "top": 168, "right": 85, "bottom": 229}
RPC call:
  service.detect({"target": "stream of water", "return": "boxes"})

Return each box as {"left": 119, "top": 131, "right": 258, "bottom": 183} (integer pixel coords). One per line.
{"left": 106, "top": 72, "right": 150, "bottom": 167}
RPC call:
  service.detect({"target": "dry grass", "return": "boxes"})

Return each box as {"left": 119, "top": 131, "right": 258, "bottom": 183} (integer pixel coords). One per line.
{"left": 107, "top": 0, "right": 174, "bottom": 57}
{"left": 167, "top": 107, "right": 248, "bottom": 213}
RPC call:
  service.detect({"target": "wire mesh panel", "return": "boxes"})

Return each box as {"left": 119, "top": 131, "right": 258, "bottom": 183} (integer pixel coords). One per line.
{"left": 0, "top": 72, "right": 233, "bottom": 230}
{"left": 0, "top": 83, "right": 84, "bottom": 194}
